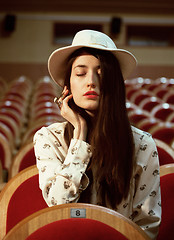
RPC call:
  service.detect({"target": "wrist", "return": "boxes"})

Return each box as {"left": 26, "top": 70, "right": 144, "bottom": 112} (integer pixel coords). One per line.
{"left": 73, "top": 125, "right": 87, "bottom": 141}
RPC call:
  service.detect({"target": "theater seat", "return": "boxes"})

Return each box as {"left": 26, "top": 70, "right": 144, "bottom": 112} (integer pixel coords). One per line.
{"left": 166, "top": 112, "right": 174, "bottom": 123}
{"left": 137, "top": 118, "right": 160, "bottom": 132}
{"left": 3, "top": 203, "right": 150, "bottom": 240}
{"left": 151, "top": 103, "right": 174, "bottom": 121}
{"left": 157, "top": 164, "right": 174, "bottom": 240}
{"left": 128, "top": 109, "right": 150, "bottom": 127}
{"left": 8, "top": 142, "right": 36, "bottom": 179}
{"left": 0, "top": 132, "right": 11, "bottom": 171}
{"left": 149, "top": 122, "right": 174, "bottom": 146}
{"left": 0, "top": 160, "right": 6, "bottom": 192}
{"left": 0, "top": 166, "right": 47, "bottom": 240}
{"left": 129, "top": 89, "right": 153, "bottom": 106}
{"left": 139, "top": 97, "right": 162, "bottom": 112}
{"left": 163, "top": 91, "right": 174, "bottom": 104}
{"left": 153, "top": 86, "right": 169, "bottom": 99}
{"left": 154, "top": 139, "right": 174, "bottom": 165}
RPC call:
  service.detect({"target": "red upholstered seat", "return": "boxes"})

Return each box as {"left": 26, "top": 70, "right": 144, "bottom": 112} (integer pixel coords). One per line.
{"left": 154, "top": 139, "right": 174, "bottom": 166}
{"left": 3, "top": 90, "right": 25, "bottom": 101}
{"left": 129, "top": 89, "right": 153, "bottom": 106}
{"left": 128, "top": 109, "right": 150, "bottom": 127}
{"left": 151, "top": 103, "right": 174, "bottom": 121}
{"left": 153, "top": 86, "right": 169, "bottom": 99}
{"left": 26, "top": 218, "right": 128, "bottom": 240}
{"left": 149, "top": 123, "right": 174, "bottom": 146}
{"left": 0, "top": 132, "right": 11, "bottom": 170}
{"left": 0, "top": 159, "right": 6, "bottom": 191}
{"left": 31, "top": 95, "right": 56, "bottom": 106}
{"left": 3, "top": 203, "right": 150, "bottom": 240}
{"left": 0, "top": 166, "right": 48, "bottom": 240}
{"left": 31, "top": 108, "right": 62, "bottom": 123}
{"left": 31, "top": 101, "right": 59, "bottom": 115}
{"left": 19, "top": 148, "right": 35, "bottom": 171}
{"left": 157, "top": 167, "right": 174, "bottom": 240}
{"left": 0, "top": 115, "right": 18, "bottom": 139}
{"left": 144, "top": 82, "right": 161, "bottom": 91}
{"left": 0, "top": 101, "right": 24, "bottom": 117}
{"left": 9, "top": 142, "right": 36, "bottom": 179}
{"left": 6, "top": 174, "right": 47, "bottom": 233}
{"left": 166, "top": 112, "right": 174, "bottom": 123}
{"left": 0, "top": 108, "right": 21, "bottom": 127}
{"left": 157, "top": 147, "right": 174, "bottom": 165}
{"left": 139, "top": 97, "right": 162, "bottom": 112}
{"left": 3, "top": 94, "right": 25, "bottom": 107}
{"left": 0, "top": 140, "right": 5, "bottom": 168}
{"left": 126, "top": 85, "right": 141, "bottom": 100}
{"left": 0, "top": 122, "right": 14, "bottom": 150}
{"left": 137, "top": 118, "right": 160, "bottom": 132}
{"left": 163, "top": 91, "right": 174, "bottom": 104}
{"left": 126, "top": 102, "right": 138, "bottom": 113}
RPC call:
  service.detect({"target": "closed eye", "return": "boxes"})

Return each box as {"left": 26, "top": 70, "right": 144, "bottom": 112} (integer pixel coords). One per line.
{"left": 76, "top": 72, "right": 86, "bottom": 76}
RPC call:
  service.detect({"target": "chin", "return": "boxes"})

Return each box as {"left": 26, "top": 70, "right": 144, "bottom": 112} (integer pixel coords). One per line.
{"left": 84, "top": 106, "right": 98, "bottom": 111}
{"left": 85, "top": 106, "right": 98, "bottom": 115}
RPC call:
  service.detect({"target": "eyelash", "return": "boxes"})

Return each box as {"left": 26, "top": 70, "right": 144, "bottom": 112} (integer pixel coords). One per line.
{"left": 76, "top": 73, "right": 85, "bottom": 76}
{"left": 76, "top": 72, "right": 101, "bottom": 77}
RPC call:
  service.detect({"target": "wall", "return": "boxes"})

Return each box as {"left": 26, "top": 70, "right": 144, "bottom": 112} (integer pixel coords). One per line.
{"left": 0, "top": 12, "right": 174, "bottom": 81}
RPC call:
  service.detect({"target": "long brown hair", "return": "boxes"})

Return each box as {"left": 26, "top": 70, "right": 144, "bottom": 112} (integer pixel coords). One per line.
{"left": 64, "top": 47, "right": 135, "bottom": 209}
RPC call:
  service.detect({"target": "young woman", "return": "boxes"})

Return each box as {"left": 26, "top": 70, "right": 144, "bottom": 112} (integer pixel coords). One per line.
{"left": 33, "top": 30, "right": 161, "bottom": 239}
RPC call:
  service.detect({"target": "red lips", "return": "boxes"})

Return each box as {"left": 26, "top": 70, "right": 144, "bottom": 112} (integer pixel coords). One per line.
{"left": 83, "top": 91, "right": 99, "bottom": 96}
{"left": 83, "top": 91, "right": 99, "bottom": 99}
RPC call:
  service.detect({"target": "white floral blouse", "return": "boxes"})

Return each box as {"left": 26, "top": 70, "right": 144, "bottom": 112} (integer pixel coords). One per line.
{"left": 33, "top": 122, "right": 161, "bottom": 240}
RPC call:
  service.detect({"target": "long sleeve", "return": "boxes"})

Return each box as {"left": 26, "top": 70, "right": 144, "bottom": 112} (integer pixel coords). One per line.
{"left": 116, "top": 129, "right": 161, "bottom": 240}
{"left": 33, "top": 122, "right": 92, "bottom": 207}
{"left": 131, "top": 131, "right": 161, "bottom": 239}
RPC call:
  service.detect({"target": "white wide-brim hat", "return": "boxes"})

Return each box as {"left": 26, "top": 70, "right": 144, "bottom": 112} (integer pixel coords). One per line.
{"left": 48, "top": 29, "right": 137, "bottom": 86}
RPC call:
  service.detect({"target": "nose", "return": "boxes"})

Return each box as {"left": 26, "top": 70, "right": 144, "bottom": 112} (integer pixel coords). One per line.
{"left": 87, "top": 72, "right": 97, "bottom": 88}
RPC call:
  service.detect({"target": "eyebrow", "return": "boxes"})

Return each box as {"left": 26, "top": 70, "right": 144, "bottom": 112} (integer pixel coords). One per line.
{"left": 74, "top": 64, "right": 100, "bottom": 70}
{"left": 74, "top": 65, "right": 87, "bottom": 69}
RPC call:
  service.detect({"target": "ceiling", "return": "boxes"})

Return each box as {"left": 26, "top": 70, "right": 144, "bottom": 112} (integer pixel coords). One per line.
{"left": 0, "top": 0, "right": 174, "bottom": 15}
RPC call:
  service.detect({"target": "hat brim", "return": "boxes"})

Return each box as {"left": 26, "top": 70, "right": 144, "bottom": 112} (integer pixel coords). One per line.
{"left": 48, "top": 44, "right": 137, "bottom": 87}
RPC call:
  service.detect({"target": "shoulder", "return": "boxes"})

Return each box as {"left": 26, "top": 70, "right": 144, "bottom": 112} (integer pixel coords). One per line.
{"left": 47, "top": 121, "right": 67, "bottom": 134}
{"left": 131, "top": 126, "right": 158, "bottom": 168}
{"left": 131, "top": 125, "right": 155, "bottom": 148}
{"left": 33, "top": 121, "right": 67, "bottom": 140}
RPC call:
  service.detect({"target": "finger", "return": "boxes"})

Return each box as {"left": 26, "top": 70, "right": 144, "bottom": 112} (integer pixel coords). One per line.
{"left": 63, "top": 93, "right": 73, "bottom": 104}
{"left": 59, "top": 86, "right": 67, "bottom": 99}
{"left": 54, "top": 98, "right": 63, "bottom": 109}
{"left": 54, "top": 87, "right": 68, "bottom": 106}
{"left": 62, "top": 86, "right": 67, "bottom": 94}
{"left": 54, "top": 95, "right": 66, "bottom": 109}
{"left": 59, "top": 88, "right": 69, "bottom": 100}
{"left": 55, "top": 92, "right": 71, "bottom": 110}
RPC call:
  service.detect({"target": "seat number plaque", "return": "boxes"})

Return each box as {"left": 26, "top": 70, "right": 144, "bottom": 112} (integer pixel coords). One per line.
{"left": 70, "top": 208, "right": 86, "bottom": 218}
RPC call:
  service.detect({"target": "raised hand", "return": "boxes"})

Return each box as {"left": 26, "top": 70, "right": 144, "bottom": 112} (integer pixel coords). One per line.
{"left": 55, "top": 86, "right": 87, "bottom": 141}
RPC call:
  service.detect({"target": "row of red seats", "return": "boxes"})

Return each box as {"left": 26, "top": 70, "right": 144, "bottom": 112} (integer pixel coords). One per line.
{"left": 21, "top": 76, "right": 64, "bottom": 145}
{"left": 126, "top": 77, "right": 174, "bottom": 105}
{"left": 0, "top": 77, "right": 174, "bottom": 240}
{"left": 1, "top": 162, "right": 174, "bottom": 240}
{"left": 0, "top": 76, "right": 64, "bottom": 182}
{"left": 126, "top": 77, "right": 174, "bottom": 141}
{"left": 0, "top": 76, "right": 32, "bottom": 172}
{"left": 1, "top": 76, "right": 174, "bottom": 183}
{"left": 125, "top": 77, "right": 174, "bottom": 166}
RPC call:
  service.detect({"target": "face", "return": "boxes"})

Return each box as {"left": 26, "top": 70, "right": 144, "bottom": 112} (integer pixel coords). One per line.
{"left": 70, "top": 52, "right": 101, "bottom": 115}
